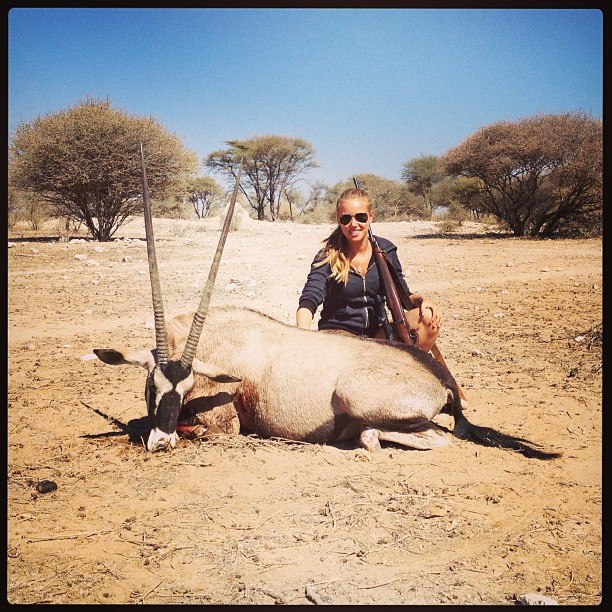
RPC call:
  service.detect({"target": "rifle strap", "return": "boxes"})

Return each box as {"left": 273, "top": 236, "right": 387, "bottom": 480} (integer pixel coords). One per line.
{"left": 380, "top": 252, "right": 417, "bottom": 311}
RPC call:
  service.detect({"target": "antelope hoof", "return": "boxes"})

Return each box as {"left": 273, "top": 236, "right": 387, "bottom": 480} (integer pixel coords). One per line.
{"left": 359, "top": 428, "right": 382, "bottom": 452}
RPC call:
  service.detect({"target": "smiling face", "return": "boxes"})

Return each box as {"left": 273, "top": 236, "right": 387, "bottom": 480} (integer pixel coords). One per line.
{"left": 337, "top": 197, "right": 374, "bottom": 245}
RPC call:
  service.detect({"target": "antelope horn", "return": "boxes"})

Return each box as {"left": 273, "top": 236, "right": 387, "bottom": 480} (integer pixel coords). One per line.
{"left": 180, "top": 157, "right": 244, "bottom": 368}
{"left": 140, "top": 142, "right": 169, "bottom": 365}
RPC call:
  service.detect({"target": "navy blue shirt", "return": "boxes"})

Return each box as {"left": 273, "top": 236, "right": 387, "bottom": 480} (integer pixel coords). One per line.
{"left": 298, "top": 236, "right": 411, "bottom": 337}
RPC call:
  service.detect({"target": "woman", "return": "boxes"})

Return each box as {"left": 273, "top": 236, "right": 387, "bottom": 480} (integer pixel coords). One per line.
{"left": 296, "top": 187, "right": 442, "bottom": 352}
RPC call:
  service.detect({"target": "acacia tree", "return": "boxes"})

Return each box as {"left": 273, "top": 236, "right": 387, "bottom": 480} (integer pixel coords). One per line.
{"left": 327, "top": 174, "right": 426, "bottom": 221}
{"left": 445, "top": 176, "right": 483, "bottom": 220}
{"left": 206, "top": 135, "right": 318, "bottom": 221}
{"left": 181, "top": 176, "right": 224, "bottom": 219}
{"left": 297, "top": 181, "right": 328, "bottom": 217}
{"left": 401, "top": 155, "right": 444, "bottom": 216}
{"left": 441, "top": 112, "right": 602, "bottom": 237}
{"left": 7, "top": 186, "right": 20, "bottom": 230}
{"left": 9, "top": 97, "right": 198, "bottom": 240}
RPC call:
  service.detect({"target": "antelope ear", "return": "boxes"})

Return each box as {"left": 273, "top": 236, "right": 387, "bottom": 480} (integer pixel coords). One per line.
{"left": 192, "top": 358, "right": 242, "bottom": 383}
{"left": 93, "top": 348, "right": 156, "bottom": 373}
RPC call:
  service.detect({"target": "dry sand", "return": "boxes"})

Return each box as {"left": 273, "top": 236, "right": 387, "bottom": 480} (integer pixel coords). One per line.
{"left": 7, "top": 215, "right": 601, "bottom": 604}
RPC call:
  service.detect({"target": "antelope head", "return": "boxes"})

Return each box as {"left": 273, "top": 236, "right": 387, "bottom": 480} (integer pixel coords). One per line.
{"left": 94, "top": 145, "right": 243, "bottom": 451}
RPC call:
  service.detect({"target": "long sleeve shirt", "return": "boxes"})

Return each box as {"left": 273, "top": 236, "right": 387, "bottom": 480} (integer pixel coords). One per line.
{"left": 298, "top": 236, "right": 411, "bottom": 337}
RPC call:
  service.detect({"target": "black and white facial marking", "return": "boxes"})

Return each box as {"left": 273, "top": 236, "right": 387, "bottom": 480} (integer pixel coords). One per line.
{"left": 145, "top": 361, "right": 195, "bottom": 452}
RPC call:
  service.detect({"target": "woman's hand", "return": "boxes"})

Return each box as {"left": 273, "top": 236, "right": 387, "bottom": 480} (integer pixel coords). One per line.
{"left": 411, "top": 294, "right": 442, "bottom": 331}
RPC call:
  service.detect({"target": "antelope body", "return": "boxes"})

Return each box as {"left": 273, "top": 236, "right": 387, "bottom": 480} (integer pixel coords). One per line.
{"left": 98, "top": 307, "right": 462, "bottom": 450}
{"left": 95, "top": 306, "right": 558, "bottom": 459}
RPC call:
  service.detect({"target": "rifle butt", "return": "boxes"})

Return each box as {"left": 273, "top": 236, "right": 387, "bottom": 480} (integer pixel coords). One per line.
{"left": 429, "top": 343, "right": 467, "bottom": 403}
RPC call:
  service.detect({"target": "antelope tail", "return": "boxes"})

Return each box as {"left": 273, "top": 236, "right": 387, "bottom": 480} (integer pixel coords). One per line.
{"left": 451, "top": 397, "right": 561, "bottom": 461}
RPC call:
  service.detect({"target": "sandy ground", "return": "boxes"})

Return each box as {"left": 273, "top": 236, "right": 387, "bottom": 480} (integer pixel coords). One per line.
{"left": 7, "top": 214, "right": 602, "bottom": 605}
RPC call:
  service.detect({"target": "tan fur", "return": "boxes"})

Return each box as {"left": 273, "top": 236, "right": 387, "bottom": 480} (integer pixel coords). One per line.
{"left": 167, "top": 313, "right": 241, "bottom": 435}
{"left": 164, "top": 306, "right": 452, "bottom": 446}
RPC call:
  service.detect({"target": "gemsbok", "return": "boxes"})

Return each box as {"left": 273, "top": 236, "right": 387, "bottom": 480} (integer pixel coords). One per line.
{"left": 94, "top": 147, "right": 560, "bottom": 460}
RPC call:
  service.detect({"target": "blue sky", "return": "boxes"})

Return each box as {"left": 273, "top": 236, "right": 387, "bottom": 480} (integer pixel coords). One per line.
{"left": 8, "top": 7, "right": 603, "bottom": 192}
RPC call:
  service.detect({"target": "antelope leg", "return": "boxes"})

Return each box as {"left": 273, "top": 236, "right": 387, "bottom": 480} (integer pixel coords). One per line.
{"left": 359, "top": 422, "right": 450, "bottom": 451}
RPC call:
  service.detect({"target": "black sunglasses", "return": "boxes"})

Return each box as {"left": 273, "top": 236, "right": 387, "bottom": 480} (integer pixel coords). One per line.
{"left": 339, "top": 212, "right": 369, "bottom": 225}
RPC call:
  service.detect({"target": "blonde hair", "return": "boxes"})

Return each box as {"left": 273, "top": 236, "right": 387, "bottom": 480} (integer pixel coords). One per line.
{"left": 316, "top": 188, "right": 372, "bottom": 284}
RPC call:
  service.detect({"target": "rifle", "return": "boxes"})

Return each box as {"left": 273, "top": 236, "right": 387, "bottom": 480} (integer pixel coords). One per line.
{"left": 352, "top": 177, "right": 468, "bottom": 403}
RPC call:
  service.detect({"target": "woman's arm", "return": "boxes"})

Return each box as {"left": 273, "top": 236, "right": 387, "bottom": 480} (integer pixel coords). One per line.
{"left": 296, "top": 251, "right": 329, "bottom": 328}
{"left": 386, "top": 245, "right": 411, "bottom": 296}
{"left": 385, "top": 243, "right": 442, "bottom": 331}
{"left": 296, "top": 307, "right": 314, "bottom": 329}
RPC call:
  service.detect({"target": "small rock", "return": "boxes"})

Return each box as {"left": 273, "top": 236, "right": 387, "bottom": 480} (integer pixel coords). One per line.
{"left": 475, "top": 287, "right": 482, "bottom": 292}
{"left": 452, "top": 313, "right": 460, "bottom": 319}
{"left": 500, "top": 290, "right": 509, "bottom": 295}
{"left": 31, "top": 248, "right": 39, "bottom": 253}
{"left": 122, "top": 256, "right": 132, "bottom": 263}
{"left": 593, "top": 284, "right": 599, "bottom": 290}
{"left": 35, "top": 480, "right": 58, "bottom": 494}
{"left": 472, "top": 349, "right": 483, "bottom": 357}
{"left": 574, "top": 335, "right": 585, "bottom": 343}
{"left": 493, "top": 312, "right": 505, "bottom": 318}
{"left": 83, "top": 309, "right": 93, "bottom": 315}
{"left": 81, "top": 353, "right": 97, "bottom": 361}
{"left": 541, "top": 268, "right": 549, "bottom": 272}
{"left": 519, "top": 593, "right": 559, "bottom": 605}
{"left": 567, "top": 368, "right": 578, "bottom": 378}
{"left": 8, "top": 242, "right": 16, "bottom": 248}
{"left": 93, "top": 246, "right": 106, "bottom": 253}
{"left": 144, "top": 321, "right": 154, "bottom": 329}
{"left": 74, "top": 254, "right": 88, "bottom": 260}
{"left": 506, "top": 261, "right": 514, "bottom": 267}
{"left": 354, "top": 449, "right": 371, "bottom": 462}
{"left": 420, "top": 505, "right": 447, "bottom": 518}
{"left": 85, "top": 259, "right": 100, "bottom": 266}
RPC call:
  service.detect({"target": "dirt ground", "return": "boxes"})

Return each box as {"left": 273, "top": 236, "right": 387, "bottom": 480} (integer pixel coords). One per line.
{"left": 7, "top": 213, "right": 602, "bottom": 605}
